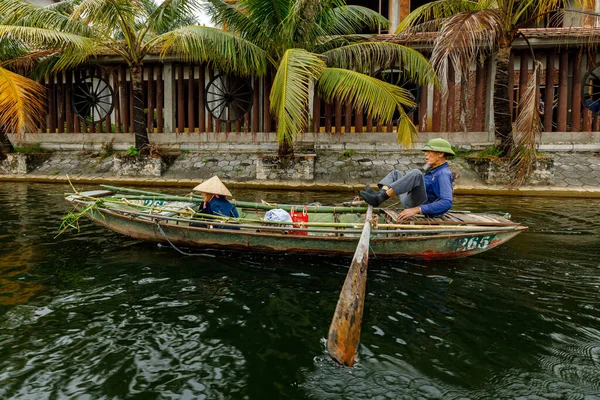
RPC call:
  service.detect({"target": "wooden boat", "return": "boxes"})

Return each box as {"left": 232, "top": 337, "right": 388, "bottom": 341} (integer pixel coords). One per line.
{"left": 63, "top": 185, "right": 528, "bottom": 260}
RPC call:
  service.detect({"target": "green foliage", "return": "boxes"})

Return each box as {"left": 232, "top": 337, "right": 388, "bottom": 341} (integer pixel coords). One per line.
{"left": 123, "top": 146, "right": 141, "bottom": 157}
{"left": 451, "top": 146, "right": 472, "bottom": 157}
{"left": 337, "top": 149, "right": 355, "bottom": 160}
{"left": 14, "top": 142, "right": 43, "bottom": 153}
{"left": 476, "top": 146, "right": 503, "bottom": 159}
{"left": 56, "top": 200, "right": 103, "bottom": 238}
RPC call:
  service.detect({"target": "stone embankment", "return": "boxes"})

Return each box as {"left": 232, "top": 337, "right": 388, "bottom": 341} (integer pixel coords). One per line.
{"left": 1, "top": 132, "right": 599, "bottom": 198}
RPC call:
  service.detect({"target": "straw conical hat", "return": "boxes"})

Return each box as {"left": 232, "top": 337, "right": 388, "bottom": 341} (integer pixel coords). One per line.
{"left": 192, "top": 176, "right": 232, "bottom": 197}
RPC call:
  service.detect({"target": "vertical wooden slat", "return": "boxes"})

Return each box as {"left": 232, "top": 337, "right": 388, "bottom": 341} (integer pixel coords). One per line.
{"left": 225, "top": 120, "right": 231, "bottom": 133}
{"left": 187, "top": 65, "right": 195, "bottom": 133}
{"left": 518, "top": 52, "right": 529, "bottom": 118}
{"left": 79, "top": 70, "right": 88, "bottom": 133}
{"left": 120, "top": 66, "right": 129, "bottom": 134}
{"left": 419, "top": 85, "right": 428, "bottom": 132}
{"left": 39, "top": 76, "right": 47, "bottom": 133}
{"left": 129, "top": 70, "right": 134, "bottom": 134}
{"left": 207, "top": 68, "right": 214, "bottom": 132}
{"left": 432, "top": 88, "right": 441, "bottom": 132}
{"left": 446, "top": 64, "right": 455, "bottom": 132}
{"left": 252, "top": 77, "right": 259, "bottom": 133}
{"left": 344, "top": 102, "right": 352, "bottom": 132}
{"left": 583, "top": 53, "right": 594, "bottom": 132}
{"left": 571, "top": 51, "right": 583, "bottom": 132}
{"left": 544, "top": 52, "right": 556, "bottom": 132}
{"left": 557, "top": 50, "right": 569, "bottom": 131}
{"left": 198, "top": 65, "right": 206, "bottom": 133}
{"left": 177, "top": 64, "right": 185, "bottom": 133}
{"left": 235, "top": 119, "right": 241, "bottom": 133}
{"left": 263, "top": 72, "right": 271, "bottom": 132}
{"left": 111, "top": 69, "right": 121, "bottom": 132}
{"left": 325, "top": 102, "right": 333, "bottom": 133}
{"left": 156, "top": 67, "right": 164, "bottom": 133}
{"left": 334, "top": 99, "right": 342, "bottom": 133}
{"left": 48, "top": 74, "right": 56, "bottom": 133}
{"left": 147, "top": 65, "right": 155, "bottom": 134}
{"left": 355, "top": 104, "right": 363, "bottom": 134}
{"left": 65, "top": 71, "right": 74, "bottom": 133}
{"left": 508, "top": 52, "right": 515, "bottom": 121}
{"left": 56, "top": 72, "right": 64, "bottom": 133}
{"left": 312, "top": 92, "right": 321, "bottom": 133}
{"left": 473, "top": 63, "right": 484, "bottom": 131}
{"left": 103, "top": 69, "right": 111, "bottom": 133}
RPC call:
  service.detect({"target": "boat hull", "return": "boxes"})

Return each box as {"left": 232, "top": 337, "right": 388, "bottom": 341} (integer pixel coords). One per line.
{"left": 81, "top": 206, "right": 525, "bottom": 259}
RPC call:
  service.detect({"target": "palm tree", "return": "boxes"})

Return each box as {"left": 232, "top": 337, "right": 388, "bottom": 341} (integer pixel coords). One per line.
{"left": 0, "top": 40, "right": 46, "bottom": 158}
{"left": 0, "top": 0, "right": 265, "bottom": 154}
{"left": 1, "top": 0, "right": 437, "bottom": 158}
{"left": 397, "top": 0, "right": 583, "bottom": 161}
{"left": 175, "top": 0, "right": 438, "bottom": 157}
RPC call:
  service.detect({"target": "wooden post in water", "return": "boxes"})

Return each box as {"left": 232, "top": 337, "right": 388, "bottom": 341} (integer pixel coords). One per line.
{"left": 327, "top": 205, "right": 373, "bottom": 367}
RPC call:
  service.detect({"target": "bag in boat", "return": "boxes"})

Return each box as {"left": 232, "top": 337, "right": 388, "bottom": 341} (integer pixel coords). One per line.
{"left": 289, "top": 206, "right": 309, "bottom": 236}
{"left": 264, "top": 209, "right": 293, "bottom": 228}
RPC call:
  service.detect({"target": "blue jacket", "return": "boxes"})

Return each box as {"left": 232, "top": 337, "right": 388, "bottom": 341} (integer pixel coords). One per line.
{"left": 419, "top": 163, "right": 453, "bottom": 216}
{"left": 200, "top": 196, "right": 239, "bottom": 218}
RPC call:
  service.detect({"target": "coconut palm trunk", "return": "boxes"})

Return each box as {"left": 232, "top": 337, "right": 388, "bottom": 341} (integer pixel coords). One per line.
{"left": 494, "top": 44, "right": 513, "bottom": 155}
{"left": 130, "top": 66, "right": 150, "bottom": 153}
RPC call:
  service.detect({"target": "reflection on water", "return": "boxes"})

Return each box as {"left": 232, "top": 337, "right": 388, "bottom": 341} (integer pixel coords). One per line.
{"left": 0, "top": 183, "right": 599, "bottom": 399}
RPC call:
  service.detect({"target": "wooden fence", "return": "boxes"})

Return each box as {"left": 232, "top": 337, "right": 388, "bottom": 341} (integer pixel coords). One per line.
{"left": 36, "top": 47, "right": 600, "bottom": 135}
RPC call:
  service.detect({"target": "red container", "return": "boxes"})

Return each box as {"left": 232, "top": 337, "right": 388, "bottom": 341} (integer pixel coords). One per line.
{"left": 290, "top": 206, "right": 309, "bottom": 236}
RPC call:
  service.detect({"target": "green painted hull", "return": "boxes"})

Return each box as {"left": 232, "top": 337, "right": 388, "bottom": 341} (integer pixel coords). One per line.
{"left": 70, "top": 200, "right": 526, "bottom": 260}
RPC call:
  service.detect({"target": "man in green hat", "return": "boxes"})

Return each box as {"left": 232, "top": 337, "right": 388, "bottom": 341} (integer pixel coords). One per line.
{"left": 360, "top": 138, "right": 455, "bottom": 220}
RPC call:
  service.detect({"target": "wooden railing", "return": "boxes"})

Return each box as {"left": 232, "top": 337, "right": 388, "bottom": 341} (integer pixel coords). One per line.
{"left": 35, "top": 47, "right": 600, "bottom": 135}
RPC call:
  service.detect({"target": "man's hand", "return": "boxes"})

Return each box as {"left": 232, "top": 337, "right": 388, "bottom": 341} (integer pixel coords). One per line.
{"left": 396, "top": 206, "right": 420, "bottom": 222}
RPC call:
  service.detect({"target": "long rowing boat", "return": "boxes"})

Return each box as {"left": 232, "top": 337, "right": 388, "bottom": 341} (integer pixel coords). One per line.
{"left": 62, "top": 185, "right": 528, "bottom": 259}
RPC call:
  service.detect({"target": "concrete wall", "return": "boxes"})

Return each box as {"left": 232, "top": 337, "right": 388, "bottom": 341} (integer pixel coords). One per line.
{"left": 9, "top": 131, "right": 600, "bottom": 153}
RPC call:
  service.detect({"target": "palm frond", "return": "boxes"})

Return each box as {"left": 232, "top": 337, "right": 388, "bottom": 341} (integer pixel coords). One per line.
{"left": 317, "top": 68, "right": 416, "bottom": 131}
{"left": 0, "top": 25, "right": 104, "bottom": 71}
{"left": 270, "top": 49, "right": 325, "bottom": 145}
{"left": 321, "top": 42, "right": 438, "bottom": 87}
{"left": 151, "top": 26, "right": 269, "bottom": 76}
{"left": 0, "top": 66, "right": 45, "bottom": 134}
{"left": 202, "top": 0, "right": 275, "bottom": 51}
{"left": 397, "top": 0, "right": 482, "bottom": 32}
{"left": 0, "top": 0, "right": 91, "bottom": 36}
{"left": 280, "top": 0, "right": 328, "bottom": 51}
{"left": 320, "top": 5, "right": 388, "bottom": 36}
{"left": 70, "top": 0, "right": 141, "bottom": 30}
{"left": 144, "top": 0, "right": 201, "bottom": 35}
{"left": 430, "top": 10, "right": 504, "bottom": 94}
{"left": 508, "top": 61, "right": 543, "bottom": 187}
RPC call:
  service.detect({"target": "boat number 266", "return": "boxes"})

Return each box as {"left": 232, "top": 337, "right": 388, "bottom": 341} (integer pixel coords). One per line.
{"left": 449, "top": 235, "right": 496, "bottom": 252}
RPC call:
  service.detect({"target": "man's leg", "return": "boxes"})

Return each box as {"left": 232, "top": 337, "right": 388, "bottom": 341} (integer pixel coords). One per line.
{"left": 391, "top": 169, "right": 427, "bottom": 208}
{"left": 378, "top": 170, "right": 403, "bottom": 190}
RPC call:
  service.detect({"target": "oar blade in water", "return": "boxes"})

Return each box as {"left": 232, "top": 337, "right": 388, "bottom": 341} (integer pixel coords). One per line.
{"left": 327, "top": 205, "right": 373, "bottom": 367}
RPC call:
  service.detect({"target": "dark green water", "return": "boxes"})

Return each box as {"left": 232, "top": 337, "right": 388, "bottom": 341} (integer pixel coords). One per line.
{"left": 1, "top": 182, "right": 599, "bottom": 400}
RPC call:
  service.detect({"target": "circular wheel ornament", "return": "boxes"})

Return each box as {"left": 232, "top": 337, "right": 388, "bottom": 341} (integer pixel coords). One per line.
{"left": 374, "top": 67, "right": 421, "bottom": 115}
{"left": 205, "top": 74, "right": 253, "bottom": 122}
{"left": 582, "top": 65, "right": 600, "bottom": 115}
{"left": 71, "top": 74, "right": 115, "bottom": 123}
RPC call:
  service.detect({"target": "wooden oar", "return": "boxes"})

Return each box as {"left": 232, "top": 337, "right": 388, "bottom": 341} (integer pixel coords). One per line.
{"left": 327, "top": 205, "right": 373, "bottom": 367}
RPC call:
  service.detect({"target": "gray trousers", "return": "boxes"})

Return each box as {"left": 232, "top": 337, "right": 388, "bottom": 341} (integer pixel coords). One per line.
{"left": 378, "top": 169, "right": 427, "bottom": 208}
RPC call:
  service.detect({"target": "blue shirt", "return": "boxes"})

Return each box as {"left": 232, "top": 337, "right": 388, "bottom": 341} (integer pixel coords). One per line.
{"left": 200, "top": 196, "right": 239, "bottom": 218}
{"left": 419, "top": 163, "right": 453, "bottom": 216}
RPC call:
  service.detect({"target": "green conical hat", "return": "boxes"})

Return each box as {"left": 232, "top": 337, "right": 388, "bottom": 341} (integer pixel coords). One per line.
{"left": 421, "top": 138, "right": 455, "bottom": 155}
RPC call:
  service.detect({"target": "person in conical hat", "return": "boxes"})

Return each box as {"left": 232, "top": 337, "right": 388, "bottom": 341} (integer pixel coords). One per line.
{"left": 360, "top": 138, "right": 455, "bottom": 220}
{"left": 192, "top": 175, "right": 239, "bottom": 219}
